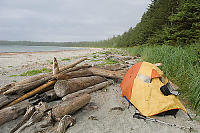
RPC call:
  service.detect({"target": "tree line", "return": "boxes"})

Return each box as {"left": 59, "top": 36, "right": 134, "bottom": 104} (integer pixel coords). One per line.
{"left": 96, "top": 0, "right": 200, "bottom": 47}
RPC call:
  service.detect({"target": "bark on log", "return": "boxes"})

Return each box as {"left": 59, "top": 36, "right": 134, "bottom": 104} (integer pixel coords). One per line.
{"left": 56, "top": 69, "right": 93, "bottom": 80}
{"left": 0, "top": 100, "right": 31, "bottom": 126}
{"left": 29, "top": 89, "right": 58, "bottom": 103}
{"left": 52, "top": 94, "right": 91, "bottom": 120}
{"left": 96, "top": 64, "right": 129, "bottom": 71}
{"left": 53, "top": 57, "right": 59, "bottom": 75}
{"left": 0, "top": 83, "right": 15, "bottom": 94}
{"left": 0, "top": 94, "right": 18, "bottom": 109}
{"left": 59, "top": 58, "right": 87, "bottom": 73}
{"left": 62, "top": 80, "right": 113, "bottom": 101}
{"left": 56, "top": 115, "right": 76, "bottom": 133}
{"left": 6, "top": 80, "right": 56, "bottom": 107}
{"left": 3, "top": 75, "right": 52, "bottom": 95}
{"left": 88, "top": 67, "right": 125, "bottom": 79}
{"left": 54, "top": 64, "right": 91, "bottom": 79}
{"left": 54, "top": 76, "right": 106, "bottom": 97}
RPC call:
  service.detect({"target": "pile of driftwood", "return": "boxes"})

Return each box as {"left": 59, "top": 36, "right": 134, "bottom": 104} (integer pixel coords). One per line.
{"left": 0, "top": 57, "right": 129, "bottom": 133}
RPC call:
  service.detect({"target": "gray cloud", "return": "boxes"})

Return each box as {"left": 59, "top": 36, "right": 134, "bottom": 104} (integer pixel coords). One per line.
{"left": 0, "top": 0, "right": 151, "bottom": 42}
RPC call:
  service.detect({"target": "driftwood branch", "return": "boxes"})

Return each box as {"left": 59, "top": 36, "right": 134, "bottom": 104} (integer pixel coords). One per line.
{"left": 56, "top": 115, "right": 76, "bottom": 133}
{"left": 10, "top": 105, "right": 35, "bottom": 133}
{"left": 53, "top": 57, "right": 59, "bottom": 75}
{"left": 62, "top": 80, "right": 113, "bottom": 101}
{"left": 59, "top": 57, "right": 87, "bottom": 73}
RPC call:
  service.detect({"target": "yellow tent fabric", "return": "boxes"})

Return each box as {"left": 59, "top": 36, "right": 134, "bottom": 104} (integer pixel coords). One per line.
{"left": 121, "top": 62, "right": 187, "bottom": 116}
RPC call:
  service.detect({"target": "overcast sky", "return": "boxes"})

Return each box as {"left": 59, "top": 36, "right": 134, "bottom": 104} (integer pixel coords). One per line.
{"left": 0, "top": 0, "right": 151, "bottom": 42}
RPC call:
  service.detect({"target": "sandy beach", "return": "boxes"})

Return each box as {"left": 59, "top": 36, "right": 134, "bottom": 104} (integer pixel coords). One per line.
{"left": 0, "top": 48, "right": 199, "bottom": 133}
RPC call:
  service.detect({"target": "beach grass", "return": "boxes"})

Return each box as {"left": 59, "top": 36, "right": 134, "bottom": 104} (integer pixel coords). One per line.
{"left": 61, "top": 58, "right": 71, "bottom": 61}
{"left": 9, "top": 68, "right": 52, "bottom": 77}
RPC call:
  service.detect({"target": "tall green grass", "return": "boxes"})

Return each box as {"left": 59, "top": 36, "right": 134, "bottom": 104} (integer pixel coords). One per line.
{"left": 126, "top": 44, "right": 200, "bottom": 114}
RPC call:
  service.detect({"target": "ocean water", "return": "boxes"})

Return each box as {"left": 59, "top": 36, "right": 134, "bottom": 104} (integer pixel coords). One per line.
{"left": 0, "top": 45, "right": 85, "bottom": 53}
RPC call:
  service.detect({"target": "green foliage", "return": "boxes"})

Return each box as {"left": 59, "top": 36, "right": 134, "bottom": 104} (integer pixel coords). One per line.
{"left": 97, "top": 58, "right": 119, "bottom": 66}
{"left": 9, "top": 68, "right": 52, "bottom": 77}
{"left": 61, "top": 58, "right": 70, "bottom": 61}
{"left": 97, "top": 0, "right": 199, "bottom": 47}
{"left": 126, "top": 44, "right": 200, "bottom": 114}
{"left": 47, "top": 60, "right": 53, "bottom": 64}
{"left": 92, "top": 55, "right": 99, "bottom": 58}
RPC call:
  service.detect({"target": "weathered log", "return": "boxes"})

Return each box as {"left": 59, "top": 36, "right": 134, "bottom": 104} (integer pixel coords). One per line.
{"left": 108, "top": 55, "right": 133, "bottom": 60}
{"left": 0, "top": 94, "right": 18, "bottom": 109}
{"left": 59, "top": 57, "right": 87, "bottom": 73}
{"left": 54, "top": 76, "right": 106, "bottom": 97}
{"left": 56, "top": 115, "right": 76, "bottom": 133}
{"left": 10, "top": 105, "right": 35, "bottom": 133}
{"left": 54, "top": 64, "right": 91, "bottom": 79}
{"left": 62, "top": 80, "right": 113, "bottom": 101}
{"left": 29, "top": 89, "right": 58, "bottom": 103}
{"left": 56, "top": 69, "right": 93, "bottom": 80}
{"left": 96, "top": 64, "right": 129, "bottom": 71}
{"left": 0, "top": 100, "right": 31, "bottom": 126}
{"left": 0, "top": 83, "right": 15, "bottom": 94}
{"left": 3, "top": 75, "right": 52, "bottom": 95}
{"left": 6, "top": 80, "right": 56, "bottom": 107}
{"left": 88, "top": 67, "right": 125, "bottom": 79}
{"left": 53, "top": 57, "right": 59, "bottom": 75}
{"left": 52, "top": 94, "right": 91, "bottom": 120}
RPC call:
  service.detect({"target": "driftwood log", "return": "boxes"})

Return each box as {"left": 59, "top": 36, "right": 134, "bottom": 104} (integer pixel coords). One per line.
{"left": 56, "top": 69, "right": 93, "bottom": 80}
{"left": 0, "top": 94, "right": 19, "bottom": 109}
{"left": 53, "top": 57, "right": 59, "bottom": 75}
{"left": 56, "top": 115, "right": 76, "bottom": 133}
{"left": 54, "top": 64, "right": 91, "bottom": 79}
{"left": 0, "top": 100, "right": 31, "bottom": 126}
{"left": 54, "top": 76, "right": 106, "bottom": 97}
{"left": 52, "top": 93, "right": 91, "bottom": 120}
{"left": 88, "top": 67, "right": 125, "bottom": 80}
{"left": 0, "top": 83, "right": 15, "bottom": 94}
{"left": 59, "top": 57, "right": 87, "bottom": 72}
{"left": 6, "top": 80, "right": 56, "bottom": 107}
{"left": 62, "top": 80, "right": 113, "bottom": 101}
{"left": 3, "top": 75, "right": 52, "bottom": 95}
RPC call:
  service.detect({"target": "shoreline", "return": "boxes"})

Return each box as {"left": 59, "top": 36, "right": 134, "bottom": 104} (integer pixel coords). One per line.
{"left": 0, "top": 47, "right": 97, "bottom": 56}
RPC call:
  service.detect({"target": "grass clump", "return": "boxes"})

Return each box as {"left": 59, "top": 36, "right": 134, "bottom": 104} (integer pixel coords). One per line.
{"left": 47, "top": 60, "right": 53, "bottom": 64}
{"left": 126, "top": 44, "right": 200, "bottom": 114}
{"left": 61, "top": 58, "right": 70, "bottom": 61}
{"left": 92, "top": 55, "right": 99, "bottom": 58}
{"left": 98, "top": 58, "right": 119, "bottom": 66}
{"left": 9, "top": 68, "right": 52, "bottom": 77}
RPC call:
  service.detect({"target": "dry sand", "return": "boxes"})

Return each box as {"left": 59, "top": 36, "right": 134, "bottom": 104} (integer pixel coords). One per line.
{"left": 0, "top": 48, "right": 199, "bottom": 133}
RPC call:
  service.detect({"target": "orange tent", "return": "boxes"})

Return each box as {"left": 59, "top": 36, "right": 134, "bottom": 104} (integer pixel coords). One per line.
{"left": 120, "top": 62, "right": 187, "bottom": 117}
